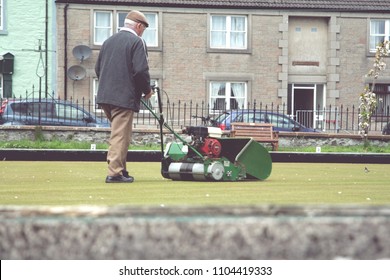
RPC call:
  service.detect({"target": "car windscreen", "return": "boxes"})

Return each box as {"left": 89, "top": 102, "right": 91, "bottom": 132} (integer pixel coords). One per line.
{"left": 236, "top": 112, "right": 266, "bottom": 123}
{"left": 267, "top": 114, "right": 298, "bottom": 129}
{"left": 214, "top": 113, "right": 230, "bottom": 123}
{"left": 11, "top": 102, "right": 55, "bottom": 118}
{"left": 56, "top": 104, "right": 88, "bottom": 121}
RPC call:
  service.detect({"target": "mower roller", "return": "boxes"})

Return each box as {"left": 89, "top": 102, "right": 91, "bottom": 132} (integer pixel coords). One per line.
{"left": 141, "top": 87, "right": 272, "bottom": 181}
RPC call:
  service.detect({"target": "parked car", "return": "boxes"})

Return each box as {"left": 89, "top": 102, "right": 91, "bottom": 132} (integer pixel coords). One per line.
{"left": 213, "top": 109, "right": 317, "bottom": 132}
{"left": 383, "top": 123, "right": 390, "bottom": 135}
{"left": 0, "top": 98, "right": 110, "bottom": 127}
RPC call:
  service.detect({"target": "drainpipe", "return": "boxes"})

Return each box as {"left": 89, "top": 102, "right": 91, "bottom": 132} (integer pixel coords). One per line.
{"left": 45, "top": 0, "right": 48, "bottom": 98}
{"left": 64, "top": 3, "right": 69, "bottom": 99}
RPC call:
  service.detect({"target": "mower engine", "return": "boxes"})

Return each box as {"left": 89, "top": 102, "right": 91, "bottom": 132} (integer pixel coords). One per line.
{"left": 183, "top": 126, "right": 222, "bottom": 158}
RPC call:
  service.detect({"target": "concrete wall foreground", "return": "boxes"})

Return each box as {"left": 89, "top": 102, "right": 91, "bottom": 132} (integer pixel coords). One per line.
{"left": 1, "top": 205, "right": 390, "bottom": 260}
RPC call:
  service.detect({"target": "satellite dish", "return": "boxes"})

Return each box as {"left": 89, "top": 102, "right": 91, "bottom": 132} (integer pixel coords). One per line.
{"left": 72, "top": 45, "right": 92, "bottom": 62}
{"left": 67, "top": 65, "right": 86, "bottom": 81}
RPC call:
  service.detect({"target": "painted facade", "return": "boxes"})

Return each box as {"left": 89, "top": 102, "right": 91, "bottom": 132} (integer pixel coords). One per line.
{"left": 0, "top": 0, "right": 56, "bottom": 99}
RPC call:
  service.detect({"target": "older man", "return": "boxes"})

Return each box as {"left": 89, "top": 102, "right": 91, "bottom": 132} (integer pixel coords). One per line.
{"left": 95, "top": 10, "right": 153, "bottom": 183}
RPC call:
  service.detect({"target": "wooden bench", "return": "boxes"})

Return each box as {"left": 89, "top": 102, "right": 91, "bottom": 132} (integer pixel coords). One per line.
{"left": 230, "top": 122, "right": 279, "bottom": 151}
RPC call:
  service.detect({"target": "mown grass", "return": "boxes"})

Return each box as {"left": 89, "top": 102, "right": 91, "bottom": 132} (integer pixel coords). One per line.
{"left": 279, "top": 145, "right": 390, "bottom": 153}
{"left": 0, "top": 140, "right": 159, "bottom": 150}
{"left": 1, "top": 139, "right": 389, "bottom": 153}
{"left": 1, "top": 162, "right": 389, "bottom": 206}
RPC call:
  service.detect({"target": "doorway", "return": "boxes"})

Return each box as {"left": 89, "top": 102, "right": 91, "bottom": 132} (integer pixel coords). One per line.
{"left": 289, "top": 83, "right": 325, "bottom": 129}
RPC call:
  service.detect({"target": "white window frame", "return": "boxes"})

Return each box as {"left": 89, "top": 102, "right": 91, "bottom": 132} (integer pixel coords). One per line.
{"left": 94, "top": 11, "right": 113, "bottom": 45}
{"left": 210, "top": 15, "right": 248, "bottom": 50}
{"left": 95, "top": 10, "right": 159, "bottom": 47}
{"left": 372, "top": 84, "right": 390, "bottom": 117}
{"left": 139, "top": 79, "right": 158, "bottom": 114}
{"left": 117, "top": 12, "right": 127, "bottom": 32}
{"left": 0, "top": 0, "right": 4, "bottom": 32}
{"left": 369, "top": 19, "right": 390, "bottom": 53}
{"left": 93, "top": 78, "right": 100, "bottom": 112}
{"left": 143, "top": 13, "right": 158, "bottom": 47}
{"left": 209, "top": 81, "right": 247, "bottom": 112}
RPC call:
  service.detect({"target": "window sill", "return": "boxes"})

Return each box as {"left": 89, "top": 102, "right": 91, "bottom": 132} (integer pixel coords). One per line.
{"left": 207, "top": 48, "right": 252, "bottom": 55}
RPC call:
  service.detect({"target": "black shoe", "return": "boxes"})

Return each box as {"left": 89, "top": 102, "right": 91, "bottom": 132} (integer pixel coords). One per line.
{"left": 105, "top": 175, "right": 134, "bottom": 183}
{"left": 122, "top": 170, "right": 134, "bottom": 180}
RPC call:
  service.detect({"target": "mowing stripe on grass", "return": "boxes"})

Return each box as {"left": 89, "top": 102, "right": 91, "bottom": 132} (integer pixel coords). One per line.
{"left": 0, "top": 162, "right": 389, "bottom": 206}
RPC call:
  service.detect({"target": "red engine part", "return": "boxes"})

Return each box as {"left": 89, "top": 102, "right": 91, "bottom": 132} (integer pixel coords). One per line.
{"left": 199, "top": 138, "right": 222, "bottom": 158}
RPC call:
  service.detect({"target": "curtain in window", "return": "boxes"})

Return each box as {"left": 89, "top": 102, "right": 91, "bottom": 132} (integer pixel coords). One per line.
{"left": 370, "top": 20, "right": 385, "bottom": 51}
{"left": 211, "top": 16, "right": 227, "bottom": 48}
{"left": 230, "top": 17, "right": 246, "bottom": 48}
{"left": 95, "top": 12, "right": 111, "bottom": 44}
{"left": 211, "top": 82, "right": 226, "bottom": 110}
{"left": 143, "top": 14, "right": 157, "bottom": 47}
{"left": 231, "top": 82, "right": 245, "bottom": 109}
{"left": 210, "top": 82, "right": 247, "bottom": 110}
{"left": 373, "top": 84, "right": 390, "bottom": 115}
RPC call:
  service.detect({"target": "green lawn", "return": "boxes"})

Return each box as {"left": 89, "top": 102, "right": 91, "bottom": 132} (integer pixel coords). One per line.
{"left": 1, "top": 140, "right": 390, "bottom": 153}
{"left": 1, "top": 162, "right": 389, "bottom": 206}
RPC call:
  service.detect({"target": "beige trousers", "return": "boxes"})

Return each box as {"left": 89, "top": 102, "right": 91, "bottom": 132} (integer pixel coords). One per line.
{"left": 101, "top": 104, "right": 134, "bottom": 177}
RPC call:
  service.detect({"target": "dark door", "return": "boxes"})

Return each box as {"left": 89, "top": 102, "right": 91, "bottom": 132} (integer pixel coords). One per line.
{"left": 293, "top": 88, "right": 314, "bottom": 128}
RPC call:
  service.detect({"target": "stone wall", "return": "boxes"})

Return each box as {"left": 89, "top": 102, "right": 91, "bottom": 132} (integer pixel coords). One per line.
{"left": 1, "top": 126, "right": 389, "bottom": 149}
{"left": 1, "top": 205, "right": 390, "bottom": 260}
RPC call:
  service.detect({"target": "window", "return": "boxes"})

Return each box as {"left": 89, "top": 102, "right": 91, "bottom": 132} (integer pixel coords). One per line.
{"left": 10, "top": 102, "right": 55, "bottom": 118}
{"left": 236, "top": 112, "right": 266, "bottom": 123}
{"left": 139, "top": 79, "right": 158, "bottom": 113}
{"left": 117, "top": 12, "right": 127, "bottom": 32}
{"left": 143, "top": 13, "right": 158, "bottom": 47}
{"left": 373, "top": 84, "right": 390, "bottom": 117}
{"left": 56, "top": 104, "right": 87, "bottom": 121}
{"left": 0, "top": 0, "right": 4, "bottom": 32}
{"left": 95, "top": 11, "right": 158, "bottom": 47}
{"left": 94, "top": 11, "right": 112, "bottom": 45}
{"left": 267, "top": 114, "right": 296, "bottom": 129}
{"left": 93, "top": 78, "right": 99, "bottom": 111}
{"left": 210, "top": 81, "right": 247, "bottom": 111}
{"left": 210, "top": 15, "right": 247, "bottom": 49}
{"left": 370, "top": 19, "right": 390, "bottom": 52}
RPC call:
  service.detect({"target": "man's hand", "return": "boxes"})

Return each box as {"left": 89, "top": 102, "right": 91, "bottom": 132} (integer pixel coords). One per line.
{"left": 144, "top": 89, "right": 153, "bottom": 100}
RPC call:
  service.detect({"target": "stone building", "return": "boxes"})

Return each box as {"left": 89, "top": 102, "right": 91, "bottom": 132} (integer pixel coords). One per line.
{"left": 54, "top": 0, "right": 390, "bottom": 129}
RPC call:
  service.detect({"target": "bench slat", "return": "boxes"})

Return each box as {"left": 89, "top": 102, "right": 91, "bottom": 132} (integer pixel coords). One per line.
{"left": 231, "top": 122, "right": 279, "bottom": 151}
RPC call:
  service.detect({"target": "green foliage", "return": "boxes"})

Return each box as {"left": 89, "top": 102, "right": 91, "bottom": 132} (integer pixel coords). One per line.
{"left": 34, "top": 126, "right": 45, "bottom": 142}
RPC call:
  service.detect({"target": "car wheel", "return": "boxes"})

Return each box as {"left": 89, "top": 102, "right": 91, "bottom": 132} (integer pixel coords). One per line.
{"left": 383, "top": 124, "right": 390, "bottom": 135}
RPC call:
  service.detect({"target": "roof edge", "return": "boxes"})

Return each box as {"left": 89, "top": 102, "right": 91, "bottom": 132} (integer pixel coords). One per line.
{"left": 54, "top": 1, "right": 390, "bottom": 13}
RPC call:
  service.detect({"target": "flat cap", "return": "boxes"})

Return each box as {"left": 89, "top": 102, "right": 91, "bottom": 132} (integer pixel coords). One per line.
{"left": 126, "top": 10, "right": 149, "bottom": 28}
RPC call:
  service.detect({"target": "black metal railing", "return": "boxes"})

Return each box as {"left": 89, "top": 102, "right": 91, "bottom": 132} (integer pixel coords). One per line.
{"left": 1, "top": 96, "right": 389, "bottom": 134}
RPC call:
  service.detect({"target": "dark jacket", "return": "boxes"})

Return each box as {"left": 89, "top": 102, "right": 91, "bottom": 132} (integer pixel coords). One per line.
{"left": 95, "top": 30, "right": 151, "bottom": 112}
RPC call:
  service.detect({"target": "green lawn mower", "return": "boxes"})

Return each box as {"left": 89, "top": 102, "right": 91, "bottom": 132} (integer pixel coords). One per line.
{"left": 141, "top": 87, "right": 272, "bottom": 181}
